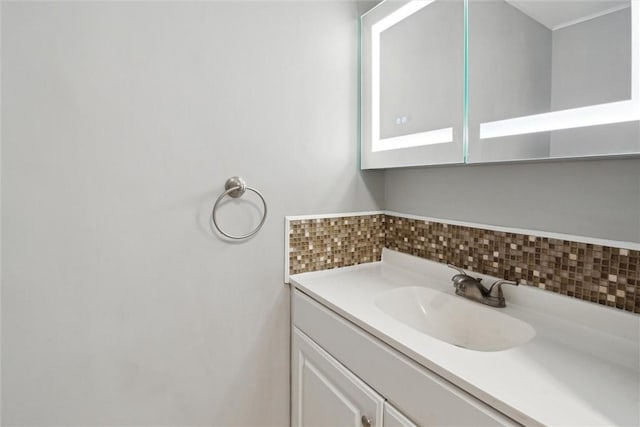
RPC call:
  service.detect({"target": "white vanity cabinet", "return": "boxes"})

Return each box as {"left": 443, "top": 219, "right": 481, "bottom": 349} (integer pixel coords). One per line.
{"left": 292, "top": 290, "right": 517, "bottom": 427}
{"left": 292, "top": 328, "right": 385, "bottom": 427}
{"left": 383, "top": 403, "right": 418, "bottom": 427}
{"left": 293, "top": 327, "right": 416, "bottom": 427}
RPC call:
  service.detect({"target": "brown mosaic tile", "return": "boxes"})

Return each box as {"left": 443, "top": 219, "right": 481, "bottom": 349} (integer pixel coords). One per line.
{"left": 288, "top": 214, "right": 385, "bottom": 275}
{"left": 385, "top": 215, "right": 640, "bottom": 315}
{"left": 287, "top": 212, "right": 640, "bottom": 314}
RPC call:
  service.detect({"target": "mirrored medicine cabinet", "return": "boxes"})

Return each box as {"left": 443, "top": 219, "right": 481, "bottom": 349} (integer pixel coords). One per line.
{"left": 360, "top": 0, "right": 640, "bottom": 169}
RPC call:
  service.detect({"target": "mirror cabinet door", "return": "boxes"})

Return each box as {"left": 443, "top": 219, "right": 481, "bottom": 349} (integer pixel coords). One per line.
{"left": 361, "top": 0, "right": 466, "bottom": 169}
{"left": 467, "top": 0, "right": 640, "bottom": 163}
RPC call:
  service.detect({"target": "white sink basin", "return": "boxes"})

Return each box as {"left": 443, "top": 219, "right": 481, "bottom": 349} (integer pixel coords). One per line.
{"left": 374, "top": 286, "right": 536, "bottom": 351}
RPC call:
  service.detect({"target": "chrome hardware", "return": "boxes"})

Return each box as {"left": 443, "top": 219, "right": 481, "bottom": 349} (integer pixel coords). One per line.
{"left": 487, "top": 279, "right": 519, "bottom": 305}
{"left": 361, "top": 415, "right": 372, "bottom": 427}
{"left": 447, "top": 264, "right": 467, "bottom": 276}
{"left": 212, "top": 176, "right": 267, "bottom": 240}
{"left": 447, "top": 265, "right": 518, "bottom": 308}
{"left": 224, "top": 176, "right": 247, "bottom": 198}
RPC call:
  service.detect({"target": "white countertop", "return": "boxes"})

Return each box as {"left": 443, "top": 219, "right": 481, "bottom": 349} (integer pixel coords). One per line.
{"left": 290, "top": 249, "right": 640, "bottom": 426}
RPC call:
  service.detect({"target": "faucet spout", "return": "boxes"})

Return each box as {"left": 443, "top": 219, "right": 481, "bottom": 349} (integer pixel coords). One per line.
{"left": 488, "top": 279, "right": 519, "bottom": 302}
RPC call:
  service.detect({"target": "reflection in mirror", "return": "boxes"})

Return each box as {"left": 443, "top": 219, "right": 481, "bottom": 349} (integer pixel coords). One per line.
{"left": 361, "top": 0, "right": 465, "bottom": 169}
{"left": 379, "top": 0, "right": 462, "bottom": 145}
{"left": 468, "top": 0, "right": 640, "bottom": 162}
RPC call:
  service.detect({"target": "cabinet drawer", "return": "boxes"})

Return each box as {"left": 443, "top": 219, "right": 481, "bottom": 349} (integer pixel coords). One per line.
{"left": 293, "top": 290, "right": 518, "bottom": 426}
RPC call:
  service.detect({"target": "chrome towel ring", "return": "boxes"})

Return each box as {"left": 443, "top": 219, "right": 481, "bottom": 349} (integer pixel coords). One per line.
{"left": 212, "top": 176, "right": 267, "bottom": 240}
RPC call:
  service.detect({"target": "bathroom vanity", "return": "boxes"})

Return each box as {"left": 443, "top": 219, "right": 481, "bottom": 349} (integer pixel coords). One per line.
{"left": 290, "top": 249, "right": 640, "bottom": 426}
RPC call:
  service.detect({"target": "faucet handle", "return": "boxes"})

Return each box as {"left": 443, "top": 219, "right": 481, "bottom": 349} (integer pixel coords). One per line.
{"left": 447, "top": 264, "right": 468, "bottom": 275}
{"left": 447, "top": 264, "right": 482, "bottom": 283}
{"left": 447, "top": 264, "right": 482, "bottom": 287}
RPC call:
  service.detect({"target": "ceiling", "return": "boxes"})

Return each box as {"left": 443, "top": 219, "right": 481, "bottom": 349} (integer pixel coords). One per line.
{"left": 505, "top": 0, "right": 630, "bottom": 30}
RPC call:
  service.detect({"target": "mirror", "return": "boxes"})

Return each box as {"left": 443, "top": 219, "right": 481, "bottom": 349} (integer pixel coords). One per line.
{"left": 468, "top": 0, "right": 640, "bottom": 163}
{"left": 361, "top": 0, "right": 465, "bottom": 169}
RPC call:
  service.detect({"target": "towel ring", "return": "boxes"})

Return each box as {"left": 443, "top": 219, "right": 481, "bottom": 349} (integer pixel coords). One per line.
{"left": 212, "top": 176, "right": 267, "bottom": 240}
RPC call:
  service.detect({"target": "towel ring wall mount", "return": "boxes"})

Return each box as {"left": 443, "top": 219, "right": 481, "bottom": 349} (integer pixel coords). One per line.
{"left": 212, "top": 176, "right": 267, "bottom": 240}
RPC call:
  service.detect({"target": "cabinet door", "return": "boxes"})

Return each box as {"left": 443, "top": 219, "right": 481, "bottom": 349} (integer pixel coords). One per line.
{"left": 384, "top": 402, "right": 418, "bottom": 427}
{"left": 292, "top": 327, "right": 385, "bottom": 427}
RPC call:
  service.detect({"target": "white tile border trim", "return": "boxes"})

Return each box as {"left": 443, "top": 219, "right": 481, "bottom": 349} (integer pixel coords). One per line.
{"left": 284, "top": 210, "right": 640, "bottom": 284}
{"left": 285, "top": 211, "right": 384, "bottom": 221}
{"left": 283, "top": 217, "right": 291, "bottom": 284}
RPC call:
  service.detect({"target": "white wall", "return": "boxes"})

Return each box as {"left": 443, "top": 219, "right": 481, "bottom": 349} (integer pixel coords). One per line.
{"left": 1, "top": 1, "right": 383, "bottom": 425}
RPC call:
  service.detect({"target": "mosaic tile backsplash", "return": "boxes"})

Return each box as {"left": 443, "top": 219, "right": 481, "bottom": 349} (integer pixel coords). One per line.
{"left": 385, "top": 215, "right": 639, "bottom": 314}
{"left": 288, "top": 214, "right": 385, "bottom": 275}
{"left": 288, "top": 213, "right": 640, "bottom": 314}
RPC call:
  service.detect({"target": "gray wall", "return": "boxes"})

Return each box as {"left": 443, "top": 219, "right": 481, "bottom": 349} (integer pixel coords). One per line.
{"left": 380, "top": 0, "right": 463, "bottom": 139}
{"left": 1, "top": 1, "right": 383, "bottom": 425}
{"left": 467, "top": 0, "right": 552, "bottom": 162}
{"left": 549, "top": 7, "right": 640, "bottom": 157}
{"left": 357, "top": 1, "right": 382, "bottom": 16}
{"left": 551, "top": 7, "right": 631, "bottom": 111}
{"left": 385, "top": 158, "right": 640, "bottom": 242}
{"left": 469, "top": 4, "right": 639, "bottom": 161}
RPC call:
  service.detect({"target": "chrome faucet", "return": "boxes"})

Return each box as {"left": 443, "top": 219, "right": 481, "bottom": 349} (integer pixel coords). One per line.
{"left": 447, "top": 265, "right": 518, "bottom": 308}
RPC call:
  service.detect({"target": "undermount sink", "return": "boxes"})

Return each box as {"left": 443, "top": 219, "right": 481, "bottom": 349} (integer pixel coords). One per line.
{"left": 374, "top": 286, "right": 536, "bottom": 352}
